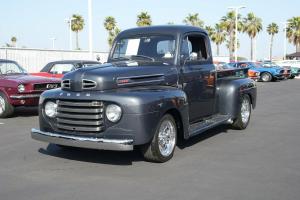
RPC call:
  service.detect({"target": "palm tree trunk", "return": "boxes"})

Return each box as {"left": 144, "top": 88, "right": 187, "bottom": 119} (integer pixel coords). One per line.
{"left": 76, "top": 31, "right": 79, "bottom": 50}
{"left": 296, "top": 43, "right": 300, "bottom": 53}
{"left": 270, "top": 35, "right": 274, "bottom": 61}
{"left": 229, "top": 30, "right": 234, "bottom": 60}
{"left": 250, "top": 37, "right": 253, "bottom": 61}
{"left": 217, "top": 44, "right": 220, "bottom": 56}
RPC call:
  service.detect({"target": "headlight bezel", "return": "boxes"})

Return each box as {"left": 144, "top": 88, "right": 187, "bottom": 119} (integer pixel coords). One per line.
{"left": 105, "top": 104, "right": 122, "bottom": 123}
{"left": 17, "top": 84, "right": 25, "bottom": 93}
{"left": 44, "top": 101, "right": 58, "bottom": 118}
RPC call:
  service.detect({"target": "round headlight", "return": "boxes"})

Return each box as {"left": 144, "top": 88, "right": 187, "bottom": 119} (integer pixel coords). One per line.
{"left": 45, "top": 101, "right": 57, "bottom": 118}
{"left": 105, "top": 104, "right": 122, "bottom": 122}
{"left": 18, "top": 84, "right": 25, "bottom": 93}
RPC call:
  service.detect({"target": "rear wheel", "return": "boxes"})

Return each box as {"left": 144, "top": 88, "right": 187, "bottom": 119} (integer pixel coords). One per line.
{"left": 0, "top": 92, "right": 14, "bottom": 118}
{"left": 261, "top": 72, "right": 272, "bottom": 82}
{"left": 141, "top": 114, "right": 177, "bottom": 163}
{"left": 232, "top": 95, "right": 251, "bottom": 130}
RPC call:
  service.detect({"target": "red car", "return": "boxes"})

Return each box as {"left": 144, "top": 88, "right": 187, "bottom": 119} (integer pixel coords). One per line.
{"left": 31, "top": 60, "right": 101, "bottom": 79}
{"left": 0, "top": 59, "right": 60, "bottom": 118}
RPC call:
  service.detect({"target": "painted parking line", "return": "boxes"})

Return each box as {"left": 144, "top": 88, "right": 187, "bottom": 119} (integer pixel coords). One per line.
{"left": 0, "top": 122, "right": 4, "bottom": 125}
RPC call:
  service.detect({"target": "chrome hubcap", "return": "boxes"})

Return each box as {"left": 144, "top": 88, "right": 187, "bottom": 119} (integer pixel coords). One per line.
{"left": 0, "top": 96, "right": 5, "bottom": 115}
{"left": 262, "top": 74, "right": 269, "bottom": 82}
{"left": 241, "top": 98, "right": 250, "bottom": 124}
{"left": 158, "top": 119, "right": 176, "bottom": 157}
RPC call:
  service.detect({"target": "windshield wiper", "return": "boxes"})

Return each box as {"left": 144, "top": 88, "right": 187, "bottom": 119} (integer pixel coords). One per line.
{"left": 131, "top": 55, "right": 155, "bottom": 62}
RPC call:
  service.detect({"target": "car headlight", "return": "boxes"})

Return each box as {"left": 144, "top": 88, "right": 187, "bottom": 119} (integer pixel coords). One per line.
{"left": 45, "top": 101, "right": 57, "bottom": 118}
{"left": 106, "top": 104, "right": 122, "bottom": 122}
{"left": 18, "top": 84, "right": 25, "bottom": 93}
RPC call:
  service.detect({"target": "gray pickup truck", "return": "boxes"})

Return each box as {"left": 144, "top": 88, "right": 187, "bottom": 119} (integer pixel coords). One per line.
{"left": 31, "top": 25, "right": 257, "bottom": 163}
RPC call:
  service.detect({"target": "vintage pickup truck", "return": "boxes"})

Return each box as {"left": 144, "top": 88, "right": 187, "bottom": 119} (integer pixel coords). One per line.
{"left": 31, "top": 26, "right": 257, "bottom": 162}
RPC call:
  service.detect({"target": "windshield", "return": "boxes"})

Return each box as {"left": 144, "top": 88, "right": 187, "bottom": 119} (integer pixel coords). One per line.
{"left": 111, "top": 35, "right": 176, "bottom": 65}
{"left": 0, "top": 61, "right": 27, "bottom": 75}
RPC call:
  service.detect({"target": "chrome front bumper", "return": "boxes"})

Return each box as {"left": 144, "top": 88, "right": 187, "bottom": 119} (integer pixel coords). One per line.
{"left": 31, "top": 128, "right": 134, "bottom": 151}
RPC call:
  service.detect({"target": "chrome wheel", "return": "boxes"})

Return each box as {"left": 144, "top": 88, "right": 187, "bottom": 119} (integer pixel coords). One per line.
{"left": 241, "top": 98, "right": 250, "bottom": 124}
{"left": 0, "top": 96, "right": 5, "bottom": 115}
{"left": 158, "top": 119, "right": 176, "bottom": 157}
{"left": 261, "top": 73, "right": 271, "bottom": 82}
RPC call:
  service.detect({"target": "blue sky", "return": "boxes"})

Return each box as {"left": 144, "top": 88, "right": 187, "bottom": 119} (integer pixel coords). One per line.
{"left": 0, "top": 0, "right": 299, "bottom": 59}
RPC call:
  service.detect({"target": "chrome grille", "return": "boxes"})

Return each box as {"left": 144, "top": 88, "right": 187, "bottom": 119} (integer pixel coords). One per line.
{"left": 82, "top": 79, "right": 97, "bottom": 89}
{"left": 56, "top": 100, "right": 104, "bottom": 134}
{"left": 61, "top": 79, "right": 70, "bottom": 89}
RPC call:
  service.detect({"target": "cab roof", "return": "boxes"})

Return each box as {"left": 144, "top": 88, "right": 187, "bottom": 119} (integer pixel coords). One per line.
{"left": 118, "top": 25, "right": 208, "bottom": 38}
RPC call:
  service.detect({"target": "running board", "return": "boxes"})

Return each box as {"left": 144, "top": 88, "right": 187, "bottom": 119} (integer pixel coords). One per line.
{"left": 188, "top": 114, "right": 231, "bottom": 138}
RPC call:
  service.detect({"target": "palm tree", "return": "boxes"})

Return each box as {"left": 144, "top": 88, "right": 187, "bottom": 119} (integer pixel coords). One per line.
{"left": 11, "top": 36, "right": 17, "bottom": 47}
{"left": 104, "top": 16, "right": 116, "bottom": 32}
{"left": 104, "top": 16, "right": 120, "bottom": 46}
{"left": 183, "top": 13, "right": 204, "bottom": 28}
{"left": 220, "top": 11, "right": 243, "bottom": 60}
{"left": 243, "top": 12, "right": 263, "bottom": 61}
{"left": 211, "top": 24, "right": 226, "bottom": 56}
{"left": 286, "top": 17, "right": 300, "bottom": 52}
{"left": 71, "top": 14, "right": 85, "bottom": 50}
{"left": 205, "top": 26, "right": 214, "bottom": 38}
{"left": 136, "top": 12, "right": 152, "bottom": 27}
{"left": 267, "top": 23, "right": 279, "bottom": 61}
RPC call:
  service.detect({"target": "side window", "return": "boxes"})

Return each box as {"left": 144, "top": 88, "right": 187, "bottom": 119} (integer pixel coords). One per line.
{"left": 50, "top": 64, "right": 74, "bottom": 74}
{"left": 181, "top": 34, "right": 209, "bottom": 63}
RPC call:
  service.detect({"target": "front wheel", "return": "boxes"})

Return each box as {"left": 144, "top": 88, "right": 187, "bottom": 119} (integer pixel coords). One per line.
{"left": 141, "top": 114, "right": 177, "bottom": 163}
{"left": 232, "top": 95, "right": 251, "bottom": 130}
{"left": 0, "top": 92, "right": 14, "bottom": 118}
{"left": 261, "top": 72, "right": 272, "bottom": 82}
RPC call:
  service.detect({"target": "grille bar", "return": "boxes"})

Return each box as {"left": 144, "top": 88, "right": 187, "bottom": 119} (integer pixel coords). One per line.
{"left": 57, "top": 107, "right": 103, "bottom": 114}
{"left": 57, "top": 100, "right": 103, "bottom": 107}
{"left": 57, "top": 124, "right": 103, "bottom": 132}
{"left": 57, "top": 118, "right": 103, "bottom": 126}
{"left": 57, "top": 112, "right": 103, "bottom": 120}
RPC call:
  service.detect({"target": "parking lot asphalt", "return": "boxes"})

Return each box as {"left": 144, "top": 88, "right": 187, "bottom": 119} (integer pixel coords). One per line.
{"left": 0, "top": 80, "right": 300, "bottom": 200}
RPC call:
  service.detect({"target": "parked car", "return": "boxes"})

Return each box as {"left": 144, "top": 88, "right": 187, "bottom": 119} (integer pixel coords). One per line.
{"left": 31, "top": 25, "right": 257, "bottom": 163}
{"left": 31, "top": 60, "right": 101, "bottom": 79}
{"left": 273, "top": 60, "right": 300, "bottom": 79}
{"left": 262, "top": 62, "right": 291, "bottom": 79}
{"left": 0, "top": 59, "right": 60, "bottom": 118}
{"left": 215, "top": 62, "right": 260, "bottom": 81}
{"left": 230, "top": 61, "right": 284, "bottom": 82}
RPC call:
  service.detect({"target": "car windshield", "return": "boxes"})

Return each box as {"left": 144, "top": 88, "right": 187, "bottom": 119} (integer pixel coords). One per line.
{"left": 111, "top": 35, "right": 176, "bottom": 65}
{"left": 262, "top": 62, "right": 280, "bottom": 68}
{"left": 0, "top": 61, "right": 27, "bottom": 75}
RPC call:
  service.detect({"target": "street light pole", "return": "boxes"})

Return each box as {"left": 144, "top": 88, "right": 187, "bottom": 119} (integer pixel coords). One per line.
{"left": 88, "top": 0, "right": 93, "bottom": 59}
{"left": 50, "top": 37, "right": 56, "bottom": 49}
{"left": 65, "top": 17, "right": 76, "bottom": 50}
{"left": 228, "top": 6, "right": 246, "bottom": 62}
{"left": 281, "top": 22, "right": 290, "bottom": 60}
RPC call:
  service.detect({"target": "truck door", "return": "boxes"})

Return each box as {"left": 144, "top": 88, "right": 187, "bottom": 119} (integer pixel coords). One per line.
{"left": 180, "top": 33, "right": 216, "bottom": 123}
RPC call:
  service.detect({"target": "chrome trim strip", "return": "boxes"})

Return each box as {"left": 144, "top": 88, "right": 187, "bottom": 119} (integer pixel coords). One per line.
{"left": 31, "top": 128, "right": 133, "bottom": 151}
{"left": 10, "top": 94, "right": 41, "bottom": 99}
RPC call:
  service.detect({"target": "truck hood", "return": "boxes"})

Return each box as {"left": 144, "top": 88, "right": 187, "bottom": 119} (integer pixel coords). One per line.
{"left": 2, "top": 74, "right": 60, "bottom": 84}
{"left": 62, "top": 61, "right": 178, "bottom": 91}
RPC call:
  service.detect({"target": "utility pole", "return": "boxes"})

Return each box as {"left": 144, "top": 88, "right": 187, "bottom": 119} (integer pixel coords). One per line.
{"left": 88, "top": 0, "right": 93, "bottom": 59}
{"left": 228, "top": 6, "right": 246, "bottom": 62}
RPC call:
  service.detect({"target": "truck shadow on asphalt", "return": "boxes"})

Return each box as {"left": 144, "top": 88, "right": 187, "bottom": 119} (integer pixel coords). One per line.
{"left": 10, "top": 107, "right": 38, "bottom": 118}
{"left": 38, "top": 125, "right": 230, "bottom": 165}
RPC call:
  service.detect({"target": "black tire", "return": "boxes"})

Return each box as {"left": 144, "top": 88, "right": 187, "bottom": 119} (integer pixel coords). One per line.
{"left": 0, "top": 92, "right": 14, "bottom": 118}
{"left": 289, "top": 75, "right": 295, "bottom": 79}
{"left": 260, "top": 72, "right": 272, "bottom": 82}
{"left": 232, "top": 95, "right": 251, "bottom": 130}
{"left": 141, "top": 114, "right": 177, "bottom": 163}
